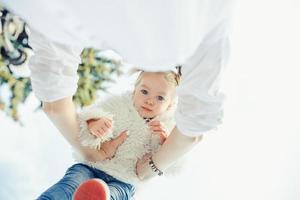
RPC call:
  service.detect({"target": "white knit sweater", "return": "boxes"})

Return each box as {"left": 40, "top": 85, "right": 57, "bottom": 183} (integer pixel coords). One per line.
{"left": 73, "top": 92, "right": 182, "bottom": 185}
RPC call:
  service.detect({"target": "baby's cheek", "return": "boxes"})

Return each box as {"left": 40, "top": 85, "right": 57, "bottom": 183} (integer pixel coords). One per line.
{"left": 162, "top": 103, "right": 170, "bottom": 112}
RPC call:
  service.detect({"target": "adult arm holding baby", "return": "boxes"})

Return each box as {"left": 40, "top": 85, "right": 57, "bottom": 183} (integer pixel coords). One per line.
{"left": 42, "top": 97, "right": 127, "bottom": 162}
{"left": 136, "top": 26, "right": 229, "bottom": 179}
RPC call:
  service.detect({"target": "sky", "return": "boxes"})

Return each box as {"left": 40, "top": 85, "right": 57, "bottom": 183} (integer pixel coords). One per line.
{"left": 0, "top": 1, "right": 300, "bottom": 200}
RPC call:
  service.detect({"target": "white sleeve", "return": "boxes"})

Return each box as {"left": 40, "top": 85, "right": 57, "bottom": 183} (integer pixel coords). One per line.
{"left": 28, "top": 28, "right": 83, "bottom": 102}
{"left": 175, "top": 21, "right": 230, "bottom": 137}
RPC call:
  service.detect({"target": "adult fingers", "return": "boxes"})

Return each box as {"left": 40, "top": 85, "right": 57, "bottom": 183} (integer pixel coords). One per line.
{"left": 111, "top": 131, "right": 128, "bottom": 147}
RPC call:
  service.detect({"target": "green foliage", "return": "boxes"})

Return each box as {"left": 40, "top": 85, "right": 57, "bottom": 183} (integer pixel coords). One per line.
{"left": 0, "top": 55, "right": 31, "bottom": 121}
{"left": 74, "top": 48, "right": 122, "bottom": 107}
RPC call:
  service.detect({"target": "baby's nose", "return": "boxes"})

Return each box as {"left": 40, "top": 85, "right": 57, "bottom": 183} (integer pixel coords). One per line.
{"left": 146, "top": 99, "right": 154, "bottom": 105}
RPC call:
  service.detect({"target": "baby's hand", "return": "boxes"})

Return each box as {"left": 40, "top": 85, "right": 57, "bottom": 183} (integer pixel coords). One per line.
{"left": 148, "top": 120, "right": 167, "bottom": 144}
{"left": 87, "top": 118, "right": 113, "bottom": 138}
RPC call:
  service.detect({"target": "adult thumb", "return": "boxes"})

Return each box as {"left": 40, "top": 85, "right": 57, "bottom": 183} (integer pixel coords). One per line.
{"left": 112, "top": 131, "right": 128, "bottom": 146}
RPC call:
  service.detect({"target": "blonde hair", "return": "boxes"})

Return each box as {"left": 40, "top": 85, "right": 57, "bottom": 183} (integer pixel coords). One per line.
{"left": 133, "top": 66, "right": 182, "bottom": 87}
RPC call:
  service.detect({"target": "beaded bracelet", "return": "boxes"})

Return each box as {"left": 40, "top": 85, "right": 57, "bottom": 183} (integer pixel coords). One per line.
{"left": 148, "top": 156, "right": 163, "bottom": 176}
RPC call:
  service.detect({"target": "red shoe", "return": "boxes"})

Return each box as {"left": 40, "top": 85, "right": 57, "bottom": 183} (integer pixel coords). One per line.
{"left": 73, "top": 178, "right": 110, "bottom": 200}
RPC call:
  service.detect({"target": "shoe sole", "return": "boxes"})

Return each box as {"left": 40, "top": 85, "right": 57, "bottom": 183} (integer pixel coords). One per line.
{"left": 73, "top": 178, "right": 110, "bottom": 200}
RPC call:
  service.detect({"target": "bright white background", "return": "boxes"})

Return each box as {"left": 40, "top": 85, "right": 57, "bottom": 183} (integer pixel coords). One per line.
{"left": 1, "top": 1, "right": 299, "bottom": 199}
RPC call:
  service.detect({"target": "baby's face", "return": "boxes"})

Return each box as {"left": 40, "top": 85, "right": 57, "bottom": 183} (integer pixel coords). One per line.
{"left": 133, "top": 72, "right": 175, "bottom": 119}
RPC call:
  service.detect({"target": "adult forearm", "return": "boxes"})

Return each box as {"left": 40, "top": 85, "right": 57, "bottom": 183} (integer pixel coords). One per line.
{"left": 153, "top": 127, "right": 202, "bottom": 169}
{"left": 42, "top": 97, "right": 106, "bottom": 162}
{"left": 138, "top": 127, "right": 202, "bottom": 180}
{"left": 42, "top": 97, "right": 80, "bottom": 148}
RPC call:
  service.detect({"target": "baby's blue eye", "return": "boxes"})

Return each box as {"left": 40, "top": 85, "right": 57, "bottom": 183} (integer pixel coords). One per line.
{"left": 141, "top": 89, "right": 148, "bottom": 95}
{"left": 157, "top": 96, "right": 165, "bottom": 101}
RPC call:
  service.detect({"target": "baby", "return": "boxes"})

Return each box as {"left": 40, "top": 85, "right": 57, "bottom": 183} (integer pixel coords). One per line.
{"left": 75, "top": 70, "right": 181, "bottom": 183}
{"left": 37, "top": 69, "right": 182, "bottom": 200}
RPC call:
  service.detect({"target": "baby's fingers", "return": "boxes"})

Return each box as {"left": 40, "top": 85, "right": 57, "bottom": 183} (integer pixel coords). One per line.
{"left": 150, "top": 125, "right": 165, "bottom": 132}
{"left": 90, "top": 128, "right": 102, "bottom": 137}
{"left": 152, "top": 130, "right": 167, "bottom": 144}
{"left": 104, "top": 120, "right": 112, "bottom": 128}
{"left": 148, "top": 120, "right": 161, "bottom": 126}
{"left": 152, "top": 130, "right": 166, "bottom": 137}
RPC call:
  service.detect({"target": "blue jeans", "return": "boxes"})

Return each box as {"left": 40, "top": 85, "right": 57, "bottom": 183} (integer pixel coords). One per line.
{"left": 37, "top": 163, "right": 135, "bottom": 200}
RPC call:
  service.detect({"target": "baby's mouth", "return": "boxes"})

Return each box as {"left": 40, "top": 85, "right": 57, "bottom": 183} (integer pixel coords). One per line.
{"left": 141, "top": 106, "right": 152, "bottom": 112}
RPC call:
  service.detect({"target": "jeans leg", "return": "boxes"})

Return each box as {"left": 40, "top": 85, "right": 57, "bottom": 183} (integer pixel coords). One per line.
{"left": 37, "top": 163, "right": 96, "bottom": 200}
{"left": 90, "top": 168, "right": 135, "bottom": 200}
{"left": 107, "top": 181, "right": 135, "bottom": 200}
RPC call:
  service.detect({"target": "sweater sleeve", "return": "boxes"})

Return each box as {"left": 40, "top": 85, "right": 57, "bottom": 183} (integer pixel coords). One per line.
{"left": 78, "top": 102, "right": 114, "bottom": 149}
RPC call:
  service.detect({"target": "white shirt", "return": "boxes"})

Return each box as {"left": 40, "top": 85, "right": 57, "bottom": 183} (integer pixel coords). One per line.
{"left": 2, "top": 0, "right": 234, "bottom": 136}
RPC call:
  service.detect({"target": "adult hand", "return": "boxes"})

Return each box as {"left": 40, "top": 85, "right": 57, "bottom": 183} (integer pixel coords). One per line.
{"left": 87, "top": 118, "right": 113, "bottom": 138}
{"left": 135, "top": 153, "right": 152, "bottom": 180}
{"left": 148, "top": 121, "right": 167, "bottom": 144}
{"left": 100, "top": 130, "right": 128, "bottom": 160}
